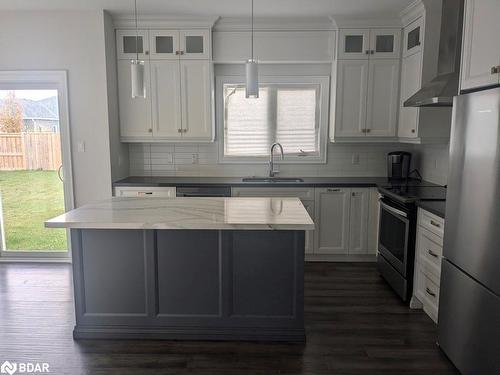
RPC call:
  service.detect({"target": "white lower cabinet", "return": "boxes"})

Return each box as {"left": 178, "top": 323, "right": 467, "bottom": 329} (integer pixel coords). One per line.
{"left": 314, "top": 187, "right": 375, "bottom": 255}
{"left": 413, "top": 208, "right": 445, "bottom": 323}
{"left": 114, "top": 186, "right": 176, "bottom": 198}
{"left": 231, "top": 186, "right": 377, "bottom": 257}
{"left": 314, "top": 188, "right": 351, "bottom": 254}
{"left": 348, "top": 189, "right": 370, "bottom": 254}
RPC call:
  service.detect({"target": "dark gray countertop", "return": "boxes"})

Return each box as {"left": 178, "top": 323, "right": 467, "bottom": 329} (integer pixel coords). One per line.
{"left": 114, "top": 176, "right": 441, "bottom": 189}
{"left": 416, "top": 200, "right": 446, "bottom": 219}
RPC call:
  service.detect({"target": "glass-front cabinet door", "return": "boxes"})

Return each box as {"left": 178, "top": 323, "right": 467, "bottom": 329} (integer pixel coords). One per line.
{"left": 116, "top": 30, "right": 150, "bottom": 60}
{"left": 403, "top": 18, "right": 423, "bottom": 57}
{"left": 338, "top": 29, "right": 370, "bottom": 59}
{"left": 370, "top": 29, "right": 401, "bottom": 59}
{"left": 179, "top": 30, "right": 210, "bottom": 59}
{"left": 150, "top": 30, "right": 179, "bottom": 59}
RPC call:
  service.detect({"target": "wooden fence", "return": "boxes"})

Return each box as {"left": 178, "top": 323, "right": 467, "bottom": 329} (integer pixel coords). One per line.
{"left": 0, "top": 133, "right": 62, "bottom": 171}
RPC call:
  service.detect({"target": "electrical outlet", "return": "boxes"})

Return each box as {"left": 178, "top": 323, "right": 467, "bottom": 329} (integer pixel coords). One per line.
{"left": 352, "top": 153, "right": 360, "bottom": 165}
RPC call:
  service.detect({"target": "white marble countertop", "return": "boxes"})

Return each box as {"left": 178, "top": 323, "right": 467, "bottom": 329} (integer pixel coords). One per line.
{"left": 45, "top": 197, "right": 315, "bottom": 230}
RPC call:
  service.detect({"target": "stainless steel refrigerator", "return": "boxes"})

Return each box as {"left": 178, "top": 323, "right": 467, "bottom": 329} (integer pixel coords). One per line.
{"left": 438, "top": 86, "right": 500, "bottom": 374}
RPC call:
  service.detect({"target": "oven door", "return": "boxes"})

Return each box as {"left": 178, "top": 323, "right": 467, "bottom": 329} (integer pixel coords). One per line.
{"left": 378, "top": 199, "right": 410, "bottom": 276}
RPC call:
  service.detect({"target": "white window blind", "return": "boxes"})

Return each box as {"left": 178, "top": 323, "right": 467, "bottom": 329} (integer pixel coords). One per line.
{"left": 223, "top": 83, "right": 320, "bottom": 158}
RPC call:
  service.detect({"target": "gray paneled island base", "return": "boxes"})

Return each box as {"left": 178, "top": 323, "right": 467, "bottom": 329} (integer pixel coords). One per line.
{"left": 46, "top": 197, "right": 314, "bottom": 342}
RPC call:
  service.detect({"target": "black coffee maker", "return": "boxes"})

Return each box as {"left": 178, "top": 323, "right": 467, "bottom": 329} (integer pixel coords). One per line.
{"left": 387, "top": 151, "right": 411, "bottom": 180}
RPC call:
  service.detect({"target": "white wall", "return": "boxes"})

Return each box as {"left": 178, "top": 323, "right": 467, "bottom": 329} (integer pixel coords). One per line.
{"left": 103, "top": 11, "right": 129, "bottom": 182}
{"left": 0, "top": 10, "right": 113, "bottom": 206}
{"left": 413, "top": 143, "right": 449, "bottom": 185}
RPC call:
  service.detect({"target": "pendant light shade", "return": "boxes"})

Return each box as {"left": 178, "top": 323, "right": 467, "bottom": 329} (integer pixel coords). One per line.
{"left": 130, "top": 0, "right": 145, "bottom": 99}
{"left": 245, "top": 0, "right": 259, "bottom": 98}
{"left": 245, "top": 59, "right": 259, "bottom": 98}
{"left": 131, "top": 60, "right": 145, "bottom": 98}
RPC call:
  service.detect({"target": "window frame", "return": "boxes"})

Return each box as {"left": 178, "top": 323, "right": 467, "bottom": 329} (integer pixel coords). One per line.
{"left": 216, "top": 75, "right": 330, "bottom": 164}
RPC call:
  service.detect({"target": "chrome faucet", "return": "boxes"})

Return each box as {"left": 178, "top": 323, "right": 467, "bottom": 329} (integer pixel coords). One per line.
{"left": 269, "top": 142, "right": 284, "bottom": 177}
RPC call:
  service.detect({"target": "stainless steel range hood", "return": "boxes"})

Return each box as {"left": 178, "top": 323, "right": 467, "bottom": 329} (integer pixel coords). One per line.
{"left": 404, "top": 0, "right": 464, "bottom": 107}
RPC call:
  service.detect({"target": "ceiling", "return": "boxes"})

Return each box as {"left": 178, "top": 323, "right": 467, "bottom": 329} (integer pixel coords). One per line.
{"left": 0, "top": 0, "right": 415, "bottom": 18}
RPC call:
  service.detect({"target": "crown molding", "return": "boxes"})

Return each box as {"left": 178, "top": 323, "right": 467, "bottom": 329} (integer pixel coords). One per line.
{"left": 400, "top": 0, "right": 425, "bottom": 26}
{"left": 213, "top": 17, "right": 335, "bottom": 32}
{"left": 113, "top": 15, "right": 220, "bottom": 29}
{"left": 331, "top": 16, "right": 402, "bottom": 28}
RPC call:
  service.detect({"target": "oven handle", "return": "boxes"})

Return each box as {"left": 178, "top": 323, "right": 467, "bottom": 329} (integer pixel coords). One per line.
{"left": 380, "top": 201, "right": 408, "bottom": 218}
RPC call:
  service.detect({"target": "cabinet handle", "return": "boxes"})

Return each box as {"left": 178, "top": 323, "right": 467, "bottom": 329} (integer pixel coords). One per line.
{"left": 176, "top": 51, "right": 180, "bottom": 55}
{"left": 425, "top": 287, "right": 436, "bottom": 297}
{"left": 370, "top": 50, "right": 375, "bottom": 54}
{"left": 183, "top": 129, "right": 188, "bottom": 133}
{"left": 428, "top": 249, "right": 439, "bottom": 258}
{"left": 365, "top": 50, "right": 370, "bottom": 55}
{"left": 366, "top": 129, "right": 371, "bottom": 133}
{"left": 411, "top": 129, "right": 416, "bottom": 133}
{"left": 430, "top": 220, "right": 441, "bottom": 228}
{"left": 177, "top": 129, "right": 182, "bottom": 133}
{"left": 180, "top": 51, "right": 185, "bottom": 55}
{"left": 145, "top": 51, "right": 149, "bottom": 55}
{"left": 148, "top": 128, "right": 152, "bottom": 133}
{"left": 327, "top": 188, "right": 340, "bottom": 192}
{"left": 361, "top": 129, "right": 366, "bottom": 133}
{"left": 491, "top": 66, "right": 500, "bottom": 74}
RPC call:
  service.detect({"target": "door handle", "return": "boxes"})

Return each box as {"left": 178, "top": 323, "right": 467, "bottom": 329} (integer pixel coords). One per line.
{"left": 380, "top": 201, "right": 408, "bottom": 218}
{"left": 430, "top": 220, "right": 441, "bottom": 228}
{"left": 428, "top": 249, "right": 439, "bottom": 258}
{"left": 425, "top": 287, "right": 436, "bottom": 297}
{"left": 57, "top": 165, "right": 64, "bottom": 182}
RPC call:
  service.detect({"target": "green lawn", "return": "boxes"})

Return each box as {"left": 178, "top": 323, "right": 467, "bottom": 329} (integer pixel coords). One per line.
{"left": 0, "top": 170, "right": 67, "bottom": 251}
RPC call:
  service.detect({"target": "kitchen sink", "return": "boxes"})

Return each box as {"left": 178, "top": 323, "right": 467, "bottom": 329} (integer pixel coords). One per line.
{"left": 242, "top": 177, "right": 304, "bottom": 183}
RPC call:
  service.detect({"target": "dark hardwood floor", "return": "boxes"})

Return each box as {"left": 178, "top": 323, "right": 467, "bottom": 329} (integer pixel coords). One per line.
{"left": 0, "top": 262, "right": 459, "bottom": 375}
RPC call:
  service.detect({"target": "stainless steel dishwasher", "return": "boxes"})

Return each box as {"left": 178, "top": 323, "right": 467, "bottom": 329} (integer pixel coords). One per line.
{"left": 175, "top": 186, "right": 231, "bottom": 197}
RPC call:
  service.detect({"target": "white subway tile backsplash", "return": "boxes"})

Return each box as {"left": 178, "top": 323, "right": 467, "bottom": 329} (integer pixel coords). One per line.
{"left": 128, "top": 142, "right": 415, "bottom": 178}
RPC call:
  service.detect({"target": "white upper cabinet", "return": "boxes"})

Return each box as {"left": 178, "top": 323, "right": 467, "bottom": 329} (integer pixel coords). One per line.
{"left": 403, "top": 17, "right": 423, "bottom": 57}
{"left": 332, "top": 27, "right": 400, "bottom": 141}
{"left": 369, "top": 29, "right": 401, "bottom": 59}
{"left": 460, "top": 0, "right": 500, "bottom": 91}
{"left": 398, "top": 52, "right": 421, "bottom": 138}
{"left": 117, "top": 60, "right": 152, "bottom": 140}
{"left": 116, "top": 30, "right": 150, "bottom": 60}
{"left": 338, "top": 28, "right": 400, "bottom": 60}
{"left": 150, "top": 60, "right": 182, "bottom": 138}
{"left": 334, "top": 60, "right": 369, "bottom": 137}
{"left": 179, "top": 30, "right": 211, "bottom": 59}
{"left": 366, "top": 59, "right": 400, "bottom": 136}
{"left": 338, "top": 29, "right": 370, "bottom": 59}
{"left": 179, "top": 60, "right": 213, "bottom": 140}
{"left": 116, "top": 25, "right": 213, "bottom": 142}
{"left": 149, "top": 30, "right": 179, "bottom": 60}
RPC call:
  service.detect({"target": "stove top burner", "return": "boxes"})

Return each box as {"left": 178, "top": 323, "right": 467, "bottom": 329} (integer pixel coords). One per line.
{"left": 378, "top": 183, "right": 447, "bottom": 203}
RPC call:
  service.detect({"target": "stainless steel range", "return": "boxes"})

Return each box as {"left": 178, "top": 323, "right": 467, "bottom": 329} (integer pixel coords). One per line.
{"left": 377, "top": 183, "right": 446, "bottom": 301}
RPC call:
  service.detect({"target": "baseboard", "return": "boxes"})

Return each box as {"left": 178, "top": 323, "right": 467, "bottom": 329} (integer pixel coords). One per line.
{"left": 305, "top": 254, "right": 377, "bottom": 262}
{"left": 73, "top": 325, "right": 306, "bottom": 342}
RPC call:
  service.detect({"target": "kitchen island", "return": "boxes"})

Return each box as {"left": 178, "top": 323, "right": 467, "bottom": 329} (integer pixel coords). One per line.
{"left": 46, "top": 197, "right": 314, "bottom": 342}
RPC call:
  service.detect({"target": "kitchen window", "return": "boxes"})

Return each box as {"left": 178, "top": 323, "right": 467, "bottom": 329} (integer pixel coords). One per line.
{"left": 217, "top": 76, "right": 329, "bottom": 163}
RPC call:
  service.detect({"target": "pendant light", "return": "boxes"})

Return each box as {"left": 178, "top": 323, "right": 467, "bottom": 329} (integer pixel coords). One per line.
{"left": 245, "top": 0, "right": 259, "bottom": 98}
{"left": 131, "top": 0, "right": 145, "bottom": 98}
